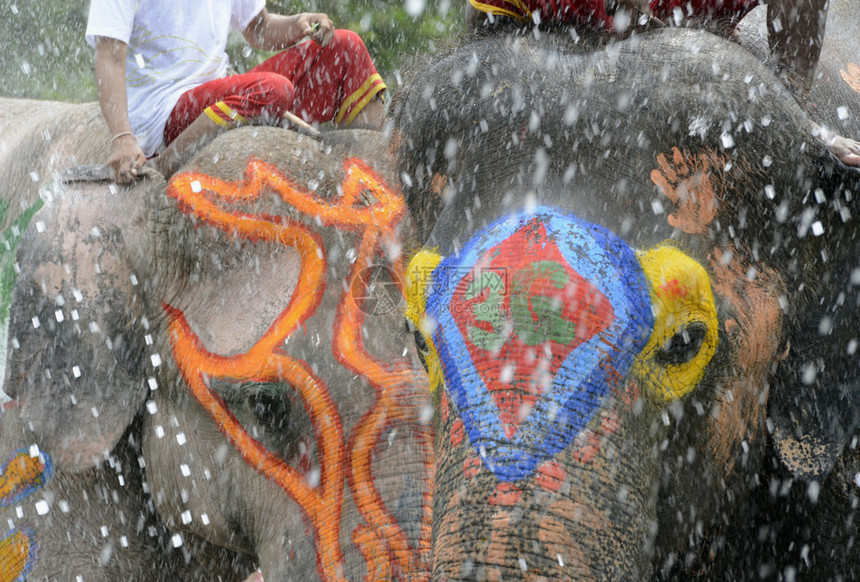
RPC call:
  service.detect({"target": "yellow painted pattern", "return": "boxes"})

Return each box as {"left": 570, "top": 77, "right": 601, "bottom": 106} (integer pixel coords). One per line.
{"left": 0, "top": 529, "right": 31, "bottom": 582}
{"left": 215, "top": 101, "right": 247, "bottom": 124}
{"left": 405, "top": 249, "right": 444, "bottom": 391}
{"left": 633, "top": 244, "right": 719, "bottom": 401}
{"left": 1, "top": 450, "right": 48, "bottom": 579}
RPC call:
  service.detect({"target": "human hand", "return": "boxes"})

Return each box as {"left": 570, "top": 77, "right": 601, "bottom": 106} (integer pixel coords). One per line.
{"left": 296, "top": 13, "right": 334, "bottom": 47}
{"left": 812, "top": 124, "right": 860, "bottom": 167}
{"left": 108, "top": 133, "right": 147, "bottom": 185}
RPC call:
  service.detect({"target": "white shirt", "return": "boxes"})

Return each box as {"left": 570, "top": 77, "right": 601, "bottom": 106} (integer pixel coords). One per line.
{"left": 86, "top": 0, "right": 265, "bottom": 155}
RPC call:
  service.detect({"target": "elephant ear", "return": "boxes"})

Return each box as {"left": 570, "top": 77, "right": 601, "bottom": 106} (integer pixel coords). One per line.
{"left": 3, "top": 172, "right": 158, "bottom": 472}
{"left": 768, "top": 161, "right": 860, "bottom": 480}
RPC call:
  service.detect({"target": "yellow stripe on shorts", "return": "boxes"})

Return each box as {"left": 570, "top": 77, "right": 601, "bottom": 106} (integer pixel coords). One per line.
{"left": 335, "top": 74, "right": 386, "bottom": 125}
{"left": 469, "top": 0, "right": 532, "bottom": 21}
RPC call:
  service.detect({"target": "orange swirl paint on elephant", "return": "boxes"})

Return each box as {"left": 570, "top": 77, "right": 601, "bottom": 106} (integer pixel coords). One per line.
{"left": 165, "top": 159, "right": 431, "bottom": 581}
{"left": 707, "top": 248, "right": 784, "bottom": 473}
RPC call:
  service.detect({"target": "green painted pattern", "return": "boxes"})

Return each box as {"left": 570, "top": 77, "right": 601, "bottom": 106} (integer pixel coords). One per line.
{"left": 464, "top": 261, "right": 579, "bottom": 351}
{"left": 510, "top": 261, "right": 577, "bottom": 347}
{"left": 0, "top": 198, "right": 43, "bottom": 326}
{"left": 465, "top": 270, "right": 507, "bottom": 352}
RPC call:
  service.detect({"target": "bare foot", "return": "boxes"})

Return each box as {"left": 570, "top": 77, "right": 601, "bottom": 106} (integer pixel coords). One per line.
{"left": 241, "top": 570, "right": 263, "bottom": 582}
{"left": 813, "top": 123, "right": 860, "bottom": 167}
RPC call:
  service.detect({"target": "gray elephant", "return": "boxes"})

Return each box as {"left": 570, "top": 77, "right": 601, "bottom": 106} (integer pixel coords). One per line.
{"left": 4, "top": 5, "right": 860, "bottom": 581}
{"left": 391, "top": 11, "right": 860, "bottom": 581}
{"left": 0, "top": 100, "right": 432, "bottom": 580}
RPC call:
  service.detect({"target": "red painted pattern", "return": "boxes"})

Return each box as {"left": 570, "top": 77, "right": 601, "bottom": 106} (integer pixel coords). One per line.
{"left": 535, "top": 460, "right": 566, "bottom": 493}
{"left": 488, "top": 482, "right": 523, "bottom": 507}
{"left": 464, "top": 456, "right": 482, "bottom": 479}
{"left": 450, "top": 418, "right": 465, "bottom": 448}
{"left": 451, "top": 220, "right": 614, "bottom": 440}
{"left": 165, "top": 159, "right": 431, "bottom": 581}
{"left": 659, "top": 278, "right": 689, "bottom": 299}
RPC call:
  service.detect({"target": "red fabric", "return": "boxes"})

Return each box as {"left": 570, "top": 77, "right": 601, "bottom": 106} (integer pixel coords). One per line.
{"left": 163, "top": 29, "right": 385, "bottom": 146}
{"left": 469, "top": 0, "right": 758, "bottom": 30}
{"left": 650, "top": 0, "right": 759, "bottom": 22}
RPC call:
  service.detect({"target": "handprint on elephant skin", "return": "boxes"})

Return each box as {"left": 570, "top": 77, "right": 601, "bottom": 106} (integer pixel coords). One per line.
{"left": 651, "top": 147, "right": 727, "bottom": 234}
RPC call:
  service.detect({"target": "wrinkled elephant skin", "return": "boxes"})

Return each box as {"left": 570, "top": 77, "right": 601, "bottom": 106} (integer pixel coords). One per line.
{"left": 3, "top": 7, "right": 860, "bottom": 580}
{"left": 0, "top": 105, "right": 432, "bottom": 581}
{"left": 393, "top": 24, "right": 860, "bottom": 580}
{"left": 737, "top": 0, "right": 860, "bottom": 147}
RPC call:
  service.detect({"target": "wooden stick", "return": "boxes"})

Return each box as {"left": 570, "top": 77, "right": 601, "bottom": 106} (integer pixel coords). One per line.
{"left": 283, "top": 111, "right": 321, "bottom": 138}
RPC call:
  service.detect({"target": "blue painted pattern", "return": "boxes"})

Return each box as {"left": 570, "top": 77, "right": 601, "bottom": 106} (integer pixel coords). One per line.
{"left": 426, "top": 206, "right": 653, "bottom": 482}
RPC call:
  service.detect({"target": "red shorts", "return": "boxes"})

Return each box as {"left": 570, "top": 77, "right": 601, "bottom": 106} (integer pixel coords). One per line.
{"left": 163, "top": 29, "right": 386, "bottom": 146}
{"left": 469, "top": 0, "right": 758, "bottom": 30}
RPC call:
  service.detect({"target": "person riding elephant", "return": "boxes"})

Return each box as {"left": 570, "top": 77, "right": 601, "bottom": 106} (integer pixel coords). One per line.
{"left": 466, "top": 0, "right": 860, "bottom": 167}
{"left": 469, "top": 0, "right": 754, "bottom": 32}
{"left": 88, "top": 0, "right": 388, "bottom": 184}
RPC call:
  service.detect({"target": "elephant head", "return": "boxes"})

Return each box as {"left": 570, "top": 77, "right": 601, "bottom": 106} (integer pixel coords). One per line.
{"left": 392, "top": 24, "right": 860, "bottom": 579}
{"left": 0, "top": 104, "right": 433, "bottom": 581}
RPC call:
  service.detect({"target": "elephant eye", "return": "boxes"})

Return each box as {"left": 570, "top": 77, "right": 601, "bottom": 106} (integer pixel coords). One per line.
{"left": 406, "top": 319, "right": 432, "bottom": 373}
{"left": 211, "top": 379, "right": 300, "bottom": 456}
{"left": 243, "top": 384, "right": 291, "bottom": 431}
{"left": 655, "top": 322, "right": 707, "bottom": 366}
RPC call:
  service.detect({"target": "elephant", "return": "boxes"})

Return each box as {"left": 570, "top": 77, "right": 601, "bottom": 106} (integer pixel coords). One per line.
{"left": 3, "top": 4, "right": 860, "bottom": 581}
{"left": 390, "top": 9, "right": 860, "bottom": 581}
{"left": 0, "top": 100, "right": 433, "bottom": 580}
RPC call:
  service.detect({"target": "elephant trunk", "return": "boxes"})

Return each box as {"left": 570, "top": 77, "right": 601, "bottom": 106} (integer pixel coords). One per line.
{"left": 414, "top": 208, "right": 668, "bottom": 579}
{"left": 431, "top": 390, "right": 660, "bottom": 581}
